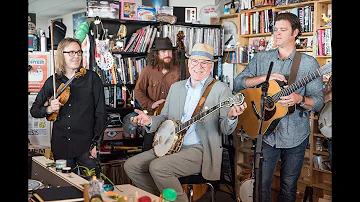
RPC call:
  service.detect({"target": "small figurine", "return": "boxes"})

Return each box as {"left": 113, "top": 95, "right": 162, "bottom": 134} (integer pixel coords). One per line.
{"left": 321, "top": 13, "right": 332, "bottom": 26}
{"left": 258, "top": 38, "right": 266, "bottom": 52}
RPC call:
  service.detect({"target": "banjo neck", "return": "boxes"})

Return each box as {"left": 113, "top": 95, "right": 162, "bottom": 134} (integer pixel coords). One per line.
{"left": 176, "top": 103, "right": 222, "bottom": 134}
{"left": 175, "top": 92, "right": 244, "bottom": 134}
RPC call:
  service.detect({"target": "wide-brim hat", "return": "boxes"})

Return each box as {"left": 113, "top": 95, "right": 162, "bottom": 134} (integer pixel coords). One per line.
{"left": 185, "top": 43, "right": 218, "bottom": 62}
{"left": 150, "top": 37, "right": 176, "bottom": 50}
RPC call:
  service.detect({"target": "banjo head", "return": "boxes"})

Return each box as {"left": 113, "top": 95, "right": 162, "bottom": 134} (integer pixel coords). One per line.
{"left": 154, "top": 120, "right": 177, "bottom": 157}
{"left": 318, "top": 102, "right": 332, "bottom": 139}
{"left": 239, "top": 178, "right": 254, "bottom": 202}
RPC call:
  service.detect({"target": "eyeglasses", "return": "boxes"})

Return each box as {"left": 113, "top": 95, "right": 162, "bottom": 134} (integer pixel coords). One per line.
{"left": 190, "top": 59, "right": 212, "bottom": 68}
{"left": 63, "top": 50, "right": 83, "bottom": 57}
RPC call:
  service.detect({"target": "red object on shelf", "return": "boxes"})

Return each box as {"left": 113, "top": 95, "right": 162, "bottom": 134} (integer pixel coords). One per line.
{"left": 138, "top": 196, "right": 152, "bottom": 202}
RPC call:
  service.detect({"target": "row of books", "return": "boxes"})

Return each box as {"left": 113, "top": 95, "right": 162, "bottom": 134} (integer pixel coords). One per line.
{"left": 275, "top": 0, "right": 311, "bottom": 6}
{"left": 240, "top": 9, "right": 274, "bottom": 35}
{"left": 161, "top": 24, "right": 223, "bottom": 56}
{"left": 277, "top": 5, "right": 314, "bottom": 33}
{"left": 124, "top": 25, "right": 158, "bottom": 53}
{"left": 102, "top": 56, "right": 146, "bottom": 85}
{"left": 241, "top": 5, "right": 314, "bottom": 36}
{"left": 104, "top": 85, "right": 136, "bottom": 109}
{"left": 315, "top": 28, "right": 332, "bottom": 56}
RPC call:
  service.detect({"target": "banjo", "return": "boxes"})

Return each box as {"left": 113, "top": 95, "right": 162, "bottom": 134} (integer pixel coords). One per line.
{"left": 153, "top": 92, "right": 245, "bottom": 157}
{"left": 318, "top": 75, "right": 332, "bottom": 139}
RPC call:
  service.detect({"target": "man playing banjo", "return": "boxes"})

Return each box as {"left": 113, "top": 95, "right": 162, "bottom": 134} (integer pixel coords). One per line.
{"left": 124, "top": 43, "right": 247, "bottom": 202}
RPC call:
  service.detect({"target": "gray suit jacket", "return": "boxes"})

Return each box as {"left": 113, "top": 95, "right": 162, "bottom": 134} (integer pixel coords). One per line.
{"left": 146, "top": 77, "right": 238, "bottom": 180}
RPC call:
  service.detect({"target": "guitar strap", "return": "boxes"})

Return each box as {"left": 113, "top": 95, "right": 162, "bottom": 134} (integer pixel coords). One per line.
{"left": 288, "top": 51, "right": 301, "bottom": 85}
{"left": 191, "top": 79, "right": 217, "bottom": 118}
{"left": 288, "top": 51, "right": 301, "bottom": 113}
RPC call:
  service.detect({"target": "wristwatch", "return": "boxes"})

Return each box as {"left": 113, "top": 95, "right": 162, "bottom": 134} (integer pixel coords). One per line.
{"left": 299, "top": 96, "right": 306, "bottom": 107}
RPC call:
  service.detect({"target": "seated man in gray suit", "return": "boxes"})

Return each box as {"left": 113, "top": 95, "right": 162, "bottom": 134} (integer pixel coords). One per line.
{"left": 124, "top": 43, "right": 247, "bottom": 202}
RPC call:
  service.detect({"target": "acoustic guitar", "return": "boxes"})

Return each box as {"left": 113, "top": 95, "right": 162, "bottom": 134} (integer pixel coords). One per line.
{"left": 238, "top": 62, "right": 332, "bottom": 138}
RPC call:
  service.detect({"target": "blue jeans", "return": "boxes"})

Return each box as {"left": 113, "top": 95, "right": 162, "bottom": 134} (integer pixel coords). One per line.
{"left": 261, "top": 136, "right": 309, "bottom": 202}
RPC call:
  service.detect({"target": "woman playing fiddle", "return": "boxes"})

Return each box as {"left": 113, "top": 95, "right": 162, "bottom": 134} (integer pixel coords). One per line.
{"left": 30, "top": 37, "right": 107, "bottom": 173}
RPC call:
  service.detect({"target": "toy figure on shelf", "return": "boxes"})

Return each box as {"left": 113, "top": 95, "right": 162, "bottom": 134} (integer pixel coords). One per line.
{"left": 321, "top": 13, "right": 332, "bottom": 26}
{"left": 258, "top": 38, "right": 266, "bottom": 52}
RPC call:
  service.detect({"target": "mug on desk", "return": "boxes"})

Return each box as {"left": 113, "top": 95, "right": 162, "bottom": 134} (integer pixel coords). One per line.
{"left": 55, "top": 159, "right": 67, "bottom": 172}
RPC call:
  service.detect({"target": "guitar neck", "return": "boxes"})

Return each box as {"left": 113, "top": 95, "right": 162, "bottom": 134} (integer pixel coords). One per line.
{"left": 176, "top": 104, "right": 222, "bottom": 134}
{"left": 272, "top": 69, "right": 321, "bottom": 102}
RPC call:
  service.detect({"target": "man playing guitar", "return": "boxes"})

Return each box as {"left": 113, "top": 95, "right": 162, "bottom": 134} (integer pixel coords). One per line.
{"left": 125, "top": 43, "right": 247, "bottom": 202}
{"left": 134, "top": 37, "right": 182, "bottom": 151}
{"left": 233, "top": 13, "right": 324, "bottom": 202}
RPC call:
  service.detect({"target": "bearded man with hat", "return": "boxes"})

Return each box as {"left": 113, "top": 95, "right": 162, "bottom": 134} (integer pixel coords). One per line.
{"left": 134, "top": 37, "right": 182, "bottom": 151}
{"left": 125, "top": 43, "right": 247, "bottom": 202}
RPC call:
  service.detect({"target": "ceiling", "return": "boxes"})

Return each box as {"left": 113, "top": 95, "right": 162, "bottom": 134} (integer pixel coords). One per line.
{"left": 29, "top": 0, "right": 87, "bottom": 20}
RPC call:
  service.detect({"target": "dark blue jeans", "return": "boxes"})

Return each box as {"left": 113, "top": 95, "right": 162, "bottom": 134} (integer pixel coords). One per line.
{"left": 261, "top": 136, "right": 309, "bottom": 202}
{"left": 53, "top": 151, "right": 97, "bottom": 175}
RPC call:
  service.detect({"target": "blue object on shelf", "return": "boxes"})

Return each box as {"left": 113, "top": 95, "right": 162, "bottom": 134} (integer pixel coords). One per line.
{"left": 103, "top": 184, "right": 114, "bottom": 191}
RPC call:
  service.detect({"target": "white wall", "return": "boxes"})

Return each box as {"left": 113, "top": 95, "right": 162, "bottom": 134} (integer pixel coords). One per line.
{"left": 35, "top": 0, "right": 219, "bottom": 38}
{"left": 36, "top": 8, "right": 86, "bottom": 39}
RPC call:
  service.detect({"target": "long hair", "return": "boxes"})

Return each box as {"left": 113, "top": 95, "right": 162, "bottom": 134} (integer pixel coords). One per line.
{"left": 146, "top": 49, "right": 180, "bottom": 70}
{"left": 55, "top": 37, "right": 83, "bottom": 76}
{"left": 275, "top": 13, "right": 302, "bottom": 40}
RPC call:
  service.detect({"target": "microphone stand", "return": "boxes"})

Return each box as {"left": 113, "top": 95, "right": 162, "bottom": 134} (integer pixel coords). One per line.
{"left": 254, "top": 62, "right": 273, "bottom": 202}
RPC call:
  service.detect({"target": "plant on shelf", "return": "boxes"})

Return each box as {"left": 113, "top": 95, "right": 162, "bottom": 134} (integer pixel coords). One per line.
{"left": 73, "top": 165, "right": 122, "bottom": 192}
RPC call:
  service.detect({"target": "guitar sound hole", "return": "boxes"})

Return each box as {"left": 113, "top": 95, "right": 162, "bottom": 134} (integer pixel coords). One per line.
{"left": 264, "top": 96, "right": 275, "bottom": 110}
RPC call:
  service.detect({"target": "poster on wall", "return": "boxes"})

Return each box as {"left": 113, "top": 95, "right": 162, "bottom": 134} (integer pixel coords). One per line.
{"left": 73, "top": 12, "right": 86, "bottom": 37}
{"left": 28, "top": 52, "right": 51, "bottom": 93}
{"left": 28, "top": 94, "right": 51, "bottom": 147}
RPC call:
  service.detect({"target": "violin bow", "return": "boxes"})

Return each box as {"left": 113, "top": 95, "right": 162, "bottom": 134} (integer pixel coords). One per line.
{"left": 50, "top": 20, "right": 56, "bottom": 99}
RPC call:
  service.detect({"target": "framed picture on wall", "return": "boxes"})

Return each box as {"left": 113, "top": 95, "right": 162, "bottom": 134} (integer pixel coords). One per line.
{"left": 142, "top": 0, "right": 169, "bottom": 9}
{"left": 121, "top": 0, "right": 138, "bottom": 20}
{"left": 224, "top": 1, "right": 240, "bottom": 14}
{"left": 73, "top": 12, "right": 86, "bottom": 37}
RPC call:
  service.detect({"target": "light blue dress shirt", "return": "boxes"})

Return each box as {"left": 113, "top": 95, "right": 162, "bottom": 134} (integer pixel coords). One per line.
{"left": 182, "top": 77, "right": 237, "bottom": 146}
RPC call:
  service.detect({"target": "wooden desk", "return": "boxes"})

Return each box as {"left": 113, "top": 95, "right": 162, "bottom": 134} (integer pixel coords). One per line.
{"left": 31, "top": 156, "right": 160, "bottom": 201}
{"left": 31, "top": 156, "right": 89, "bottom": 191}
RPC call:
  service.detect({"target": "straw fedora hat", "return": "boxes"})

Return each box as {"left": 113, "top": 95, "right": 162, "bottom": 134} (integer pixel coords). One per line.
{"left": 186, "top": 43, "right": 218, "bottom": 62}
{"left": 150, "top": 37, "right": 176, "bottom": 50}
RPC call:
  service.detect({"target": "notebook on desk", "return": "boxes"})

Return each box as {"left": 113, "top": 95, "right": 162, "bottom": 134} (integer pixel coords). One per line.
{"left": 30, "top": 186, "right": 83, "bottom": 202}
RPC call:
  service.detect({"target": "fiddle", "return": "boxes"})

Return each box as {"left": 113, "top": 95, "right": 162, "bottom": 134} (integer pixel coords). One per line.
{"left": 44, "top": 67, "right": 87, "bottom": 121}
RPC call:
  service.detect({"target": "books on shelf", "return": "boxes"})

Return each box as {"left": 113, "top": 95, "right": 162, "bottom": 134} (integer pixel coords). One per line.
{"left": 124, "top": 25, "right": 158, "bottom": 53}
{"left": 161, "top": 24, "right": 223, "bottom": 56}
